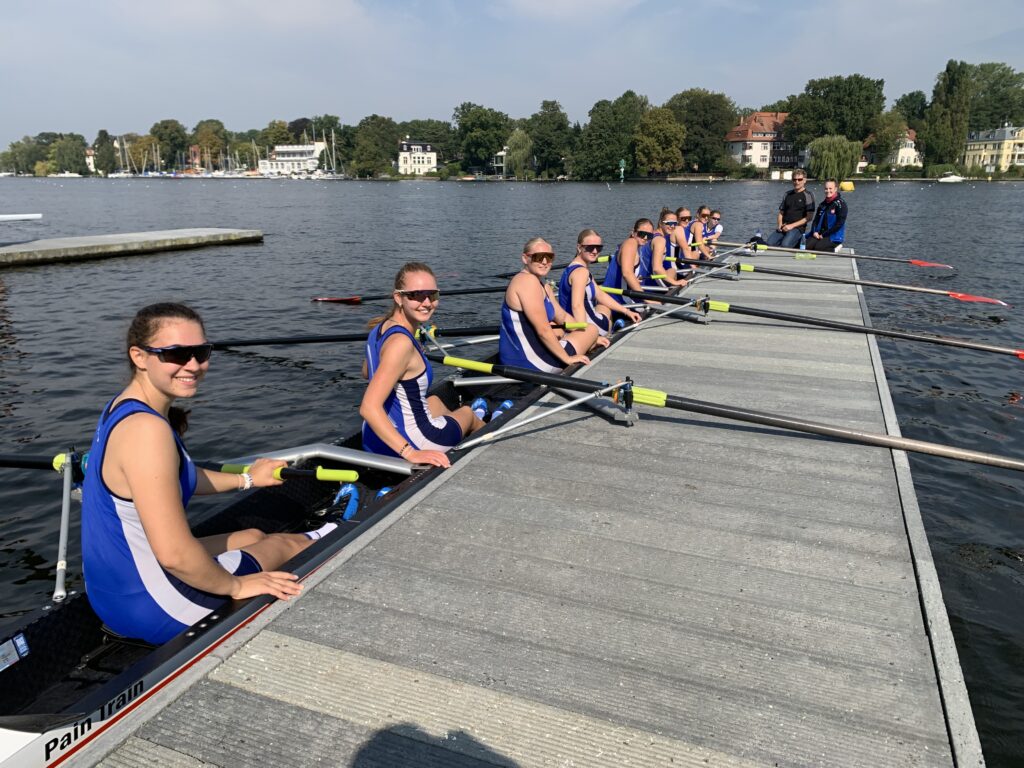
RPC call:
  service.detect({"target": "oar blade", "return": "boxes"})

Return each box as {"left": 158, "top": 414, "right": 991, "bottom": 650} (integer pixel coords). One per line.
{"left": 909, "top": 260, "right": 954, "bottom": 269}
{"left": 948, "top": 292, "right": 1010, "bottom": 307}
{"left": 311, "top": 296, "right": 362, "bottom": 304}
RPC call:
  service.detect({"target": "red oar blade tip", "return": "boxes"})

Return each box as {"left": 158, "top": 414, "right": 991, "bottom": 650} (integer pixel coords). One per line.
{"left": 909, "top": 260, "right": 954, "bottom": 269}
{"left": 947, "top": 292, "right": 1010, "bottom": 307}
{"left": 311, "top": 296, "right": 362, "bottom": 304}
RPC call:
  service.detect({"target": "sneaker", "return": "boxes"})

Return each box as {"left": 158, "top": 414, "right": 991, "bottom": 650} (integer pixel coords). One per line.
{"left": 612, "top": 318, "right": 626, "bottom": 332}
{"left": 491, "top": 399, "right": 514, "bottom": 420}
{"left": 470, "top": 397, "right": 489, "bottom": 421}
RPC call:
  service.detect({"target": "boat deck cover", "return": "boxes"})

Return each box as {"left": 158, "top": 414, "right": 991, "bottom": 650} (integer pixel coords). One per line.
{"left": 89, "top": 253, "right": 980, "bottom": 767}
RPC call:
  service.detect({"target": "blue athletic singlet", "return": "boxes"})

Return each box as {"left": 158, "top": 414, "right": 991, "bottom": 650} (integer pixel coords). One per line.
{"left": 81, "top": 398, "right": 262, "bottom": 645}
{"left": 603, "top": 243, "right": 643, "bottom": 305}
{"left": 362, "top": 323, "right": 463, "bottom": 456}
{"left": 645, "top": 233, "right": 674, "bottom": 287}
{"left": 558, "top": 263, "right": 610, "bottom": 334}
{"left": 499, "top": 288, "right": 576, "bottom": 373}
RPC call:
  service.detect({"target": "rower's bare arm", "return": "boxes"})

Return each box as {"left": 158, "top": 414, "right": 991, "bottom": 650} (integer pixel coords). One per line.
{"left": 196, "top": 458, "right": 287, "bottom": 495}
{"left": 570, "top": 268, "right": 589, "bottom": 324}
{"left": 117, "top": 416, "right": 240, "bottom": 596}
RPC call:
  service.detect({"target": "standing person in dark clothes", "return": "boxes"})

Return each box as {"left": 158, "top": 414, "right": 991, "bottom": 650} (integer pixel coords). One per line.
{"left": 766, "top": 170, "right": 815, "bottom": 249}
{"left": 806, "top": 178, "right": 848, "bottom": 251}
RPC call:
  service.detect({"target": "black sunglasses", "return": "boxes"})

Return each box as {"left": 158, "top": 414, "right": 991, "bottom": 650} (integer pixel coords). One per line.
{"left": 399, "top": 289, "right": 440, "bottom": 303}
{"left": 581, "top": 243, "right": 603, "bottom": 253}
{"left": 635, "top": 230, "right": 654, "bottom": 240}
{"left": 142, "top": 343, "right": 214, "bottom": 365}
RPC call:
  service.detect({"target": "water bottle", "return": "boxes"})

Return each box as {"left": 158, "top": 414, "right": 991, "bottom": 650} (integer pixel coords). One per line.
{"left": 799, "top": 235, "right": 806, "bottom": 251}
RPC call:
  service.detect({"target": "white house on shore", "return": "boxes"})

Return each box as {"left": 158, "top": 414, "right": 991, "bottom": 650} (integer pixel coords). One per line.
{"left": 724, "top": 112, "right": 797, "bottom": 169}
{"left": 397, "top": 138, "right": 438, "bottom": 175}
{"left": 258, "top": 142, "right": 327, "bottom": 175}
{"left": 858, "top": 128, "right": 923, "bottom": 172}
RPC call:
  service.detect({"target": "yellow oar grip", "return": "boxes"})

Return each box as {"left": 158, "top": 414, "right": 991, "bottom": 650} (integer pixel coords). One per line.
{"left": 52, "top": 453, "right": 68, "bottom": 472}
{"left": 597, "top": 255, "right": 610, "bottom": 263}
{"left": 443, "top": 355, "right": 494, "bottom": 374}
{"left": 794, "top": 254, "right": 816, "bottom": 260}
{"left": 272, "top": 466, "right": 358, "bottom": 482}
{"left": 600, "top": 286, "right": 624, "bottom": 295}
{"left": 651, "top": 274, "right": 667, "bottom": 280}
{"left": 738, "top": 264, "right": 754, "bottom": 272}
{"left": 633, "top": 387, "right": 667, "bottom": 407}
{"left": 707, "top": 300, "right": 730, "bottom": 313}
{"left": 564, "top": 322, "right": 588, "bottom": 330}
{"left": 220, "top": 463, "right": 249, "bottom": 475}
{"left": 753, "top": 244, "right": 768, "bottom": 251}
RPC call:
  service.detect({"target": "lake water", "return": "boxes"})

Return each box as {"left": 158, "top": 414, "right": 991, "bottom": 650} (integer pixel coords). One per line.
{"left": 1, "top": 177, "right": 1023, "bottom": 765}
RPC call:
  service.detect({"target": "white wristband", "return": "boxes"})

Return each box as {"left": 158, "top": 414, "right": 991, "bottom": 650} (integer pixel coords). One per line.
{"left": 239, "top": 472, "right": 253, "bottom": 491}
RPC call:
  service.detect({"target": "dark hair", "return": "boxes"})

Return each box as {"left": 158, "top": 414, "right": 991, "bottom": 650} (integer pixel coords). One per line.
{"left": 126, "top": 302, "right": 205, "bottom": 435}
{"left": 825, "top": 177, "right": 839, "bottom": 186}
{"left": 366, "top": 262, "right": 436, "bottom": 328}
{"left": 632, "top": 218, "right": 654, "bottom": 232}
{"left": 658, "top": 207, "right": 676, "bottom": 224}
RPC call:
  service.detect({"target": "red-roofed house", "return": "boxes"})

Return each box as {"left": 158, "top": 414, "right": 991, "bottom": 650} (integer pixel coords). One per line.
{"left": 725, "top": 112, "right": 797, "bottom": 169}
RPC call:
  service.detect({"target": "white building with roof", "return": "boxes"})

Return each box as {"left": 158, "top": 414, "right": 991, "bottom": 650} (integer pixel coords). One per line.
{"left": 258, "top": 142, "right": 327, "bottom": 175}
{"left": 398, "top": 138, "right": 438, "bottom": 175}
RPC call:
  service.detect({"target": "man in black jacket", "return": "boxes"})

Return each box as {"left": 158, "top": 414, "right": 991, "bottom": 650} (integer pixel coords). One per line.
{"left": 766, "top": 170, "right": 814, "bottom": 249}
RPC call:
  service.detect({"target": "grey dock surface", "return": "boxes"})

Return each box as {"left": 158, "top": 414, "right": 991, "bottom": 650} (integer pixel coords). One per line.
{"left": 0, "top": 228, "right": 262, "bottom": 267}
{"left": 89, "top": 253, "right": 981, "bottom": 767}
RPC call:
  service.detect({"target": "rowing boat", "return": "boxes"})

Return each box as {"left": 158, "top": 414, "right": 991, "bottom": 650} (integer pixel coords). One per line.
{"left": 0, "top": 277, "right": 691, "bottom": 767}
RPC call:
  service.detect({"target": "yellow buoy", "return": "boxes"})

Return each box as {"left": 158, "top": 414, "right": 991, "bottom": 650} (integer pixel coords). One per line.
{"left": 839, "top": 181, "right": 855, "bottom": 192}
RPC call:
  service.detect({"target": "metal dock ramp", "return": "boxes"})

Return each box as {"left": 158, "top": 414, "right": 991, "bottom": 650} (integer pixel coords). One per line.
{"left": 88, "top": 253, "right": 981, "bottom": 767}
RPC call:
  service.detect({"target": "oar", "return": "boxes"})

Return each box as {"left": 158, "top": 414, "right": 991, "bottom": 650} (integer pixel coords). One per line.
{"left": 426, "top": 353, "right": 1024, "bottom": 473}
{"left": 694, "top": 297, "right": 1024, "bottom": 361}
{"left": 214, "top": 324, "right": 501, "bottom": 348}
{"left": 0, "top": 454, "right": 67, "bottom": 471}
{"left": 493, "top": 255, "right": 609, "bottom": 280}
{"left": 312, "top": 286, "right": 508, "bottom": 304}
{"left": 673, "top": 257, "right": 1008, "bottom": 306}
{"left": 715, "top": 240, "right": 953, "bottom": 269}
{"left": 215, "top": 464, "right": 359, "bottom": 483}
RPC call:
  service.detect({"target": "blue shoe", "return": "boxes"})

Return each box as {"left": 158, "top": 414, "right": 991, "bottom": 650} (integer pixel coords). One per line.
{"left": 491, "top": 399, "right": 514, "bottom": 420}
{"left": 612, "top": 318, "right": 626, "bottom": 332}
{"left": 470, "top": 397, "right": 489, "bottom": 420}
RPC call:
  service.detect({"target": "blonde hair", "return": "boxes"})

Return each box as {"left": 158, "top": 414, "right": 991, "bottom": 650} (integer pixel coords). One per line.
{"left": 576, "top": 228, "right": 599, "bottom": 245}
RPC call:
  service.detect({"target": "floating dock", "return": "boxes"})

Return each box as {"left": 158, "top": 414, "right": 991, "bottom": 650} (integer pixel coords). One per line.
{"left": 0, "top": 228, "right": 262, "bottom": 268}
{"left": 84, "top": 253, "right": 981, "bottom": 767}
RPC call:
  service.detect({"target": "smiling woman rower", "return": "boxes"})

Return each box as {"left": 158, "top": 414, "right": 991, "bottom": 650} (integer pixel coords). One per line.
{"left": 499, "top": 237, "right": 599, "bottom": 373}
{"left": 649, "top": 208, "right": 690, "bottom": 287}
{"left": 604, "top": 218, "right": 655, "bottom": 304}
{"left": 559, "top": 228, "right": 640, "bottom": 334}
{"left": 360, "top": 262, "right": 483, "bottom": 469}
{"left": 82, "top": 303, "right": 318, "bottom": 646}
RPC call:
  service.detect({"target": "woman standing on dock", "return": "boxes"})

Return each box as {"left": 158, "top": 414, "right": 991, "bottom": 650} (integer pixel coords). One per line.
{"left": 499, "top": 237, "right": 599, "bottom": 372}
{"left": 82, "top": 303, "right": 319, "bottom": 645}
{"left": 360, "top": 262, "right": 484, "bottom": 468}
{"left": 558, "top": 228, "right": 640, "bottom": 333}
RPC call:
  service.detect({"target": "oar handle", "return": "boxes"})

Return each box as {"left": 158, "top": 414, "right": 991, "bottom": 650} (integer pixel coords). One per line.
{"left": 220, "top": 464, "right": 359, "bottom": 482}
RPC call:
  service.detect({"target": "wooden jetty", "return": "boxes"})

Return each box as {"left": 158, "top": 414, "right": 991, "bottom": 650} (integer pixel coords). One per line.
{"left": 81, "top": 252, "right": 982, "bottom": 767}
{"left": 0, "top": 229, "right": 262, "bottom": 268}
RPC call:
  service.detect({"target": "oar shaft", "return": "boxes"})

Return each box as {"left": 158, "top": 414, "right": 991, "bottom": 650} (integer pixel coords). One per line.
{"left": 707, "top": 301, "right": 1024, "bottom": 359}
{"left": 215, "top": 325, "right": 502, "bottom": 349}
{"left": 430, "top": 355, "right": 1024, "bottom": 473}
{"left": 0, "top": 455, "right": 59, "bottom": 470}
{"left": 715, "top": 240, "right": 953, "bottom": 268}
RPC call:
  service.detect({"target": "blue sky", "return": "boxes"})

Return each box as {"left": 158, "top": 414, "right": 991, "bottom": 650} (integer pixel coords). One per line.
{"left": 2, "top": 0, "right": 1023, "bottom": 147}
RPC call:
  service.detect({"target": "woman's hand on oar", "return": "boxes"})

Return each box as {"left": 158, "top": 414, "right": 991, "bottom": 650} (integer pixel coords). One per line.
{"left": 717, "top": 240, "right": 954, "bottom": 269}
{"left": 673, "top": 257, "right": 1008, "bottom": 306}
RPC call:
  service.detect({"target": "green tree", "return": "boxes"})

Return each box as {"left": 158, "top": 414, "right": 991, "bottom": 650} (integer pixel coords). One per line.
{"left": 923, "top": 60, "right": 973, "bottom": 165}
{"left": 761, "top": 95, "right": 799, "bottom": 113}
{"left": 633, "top": 107, "right": 686, "bottom": 174}
{"left": 527, "top": 100, "right": 572, "bottom": 177}
{"left": 807, "top": 135, "right": 861, "bottom": 180}
{"left": 50, "top": 134, "right": 89, "bottom": 174}
{"left": 129, "top": 135, "right": 158, "bottom": 173}
{"left": 454, "top": 104, "right": 511, "bottom": 170}
{"left": 663, "top": 88, "right": 737, "bottom": 171}
{"left": 2, "top": 136, "right": 48, "bottom": 174}
{"left": 504, "top": 128, "right": 533, "bottom": 178}
{"left": 192, "top": 119, "right": 227, "bottom": 167}
{"left": 784, "top": 75, "right": 885, "bottom": 150}
{"left": 350, "top": 114, "right": 400, "bottom": 177}
{"left": 288, "top": 117, "right": 312, "bottom": 143}
{"left": 258, "top": 120, "right": 294, "bottom": 152}
{"left": 968, "top": 62, "right": 1024, "bottom": 131}
{"left": 867, "top": 110, "right": 909, "bottom": 169}
{"left": 93, "top": 130, "right": 117, "bottom": 175}
{"left": 894, "top": 91, "right": 928, "bottom": 125}
{"left": 397, "top": 118, "right": 456, "bottom": 160}
{"left": 149, "top": 119, "right": 189, "bottom": 170}
{"left": 573, "top": 90, "right": 650, "bottom": 181}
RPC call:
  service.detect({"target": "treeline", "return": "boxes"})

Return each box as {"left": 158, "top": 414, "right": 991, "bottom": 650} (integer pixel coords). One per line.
{"left": 3, "top": 60, "right": 1022, "bottom": 180}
